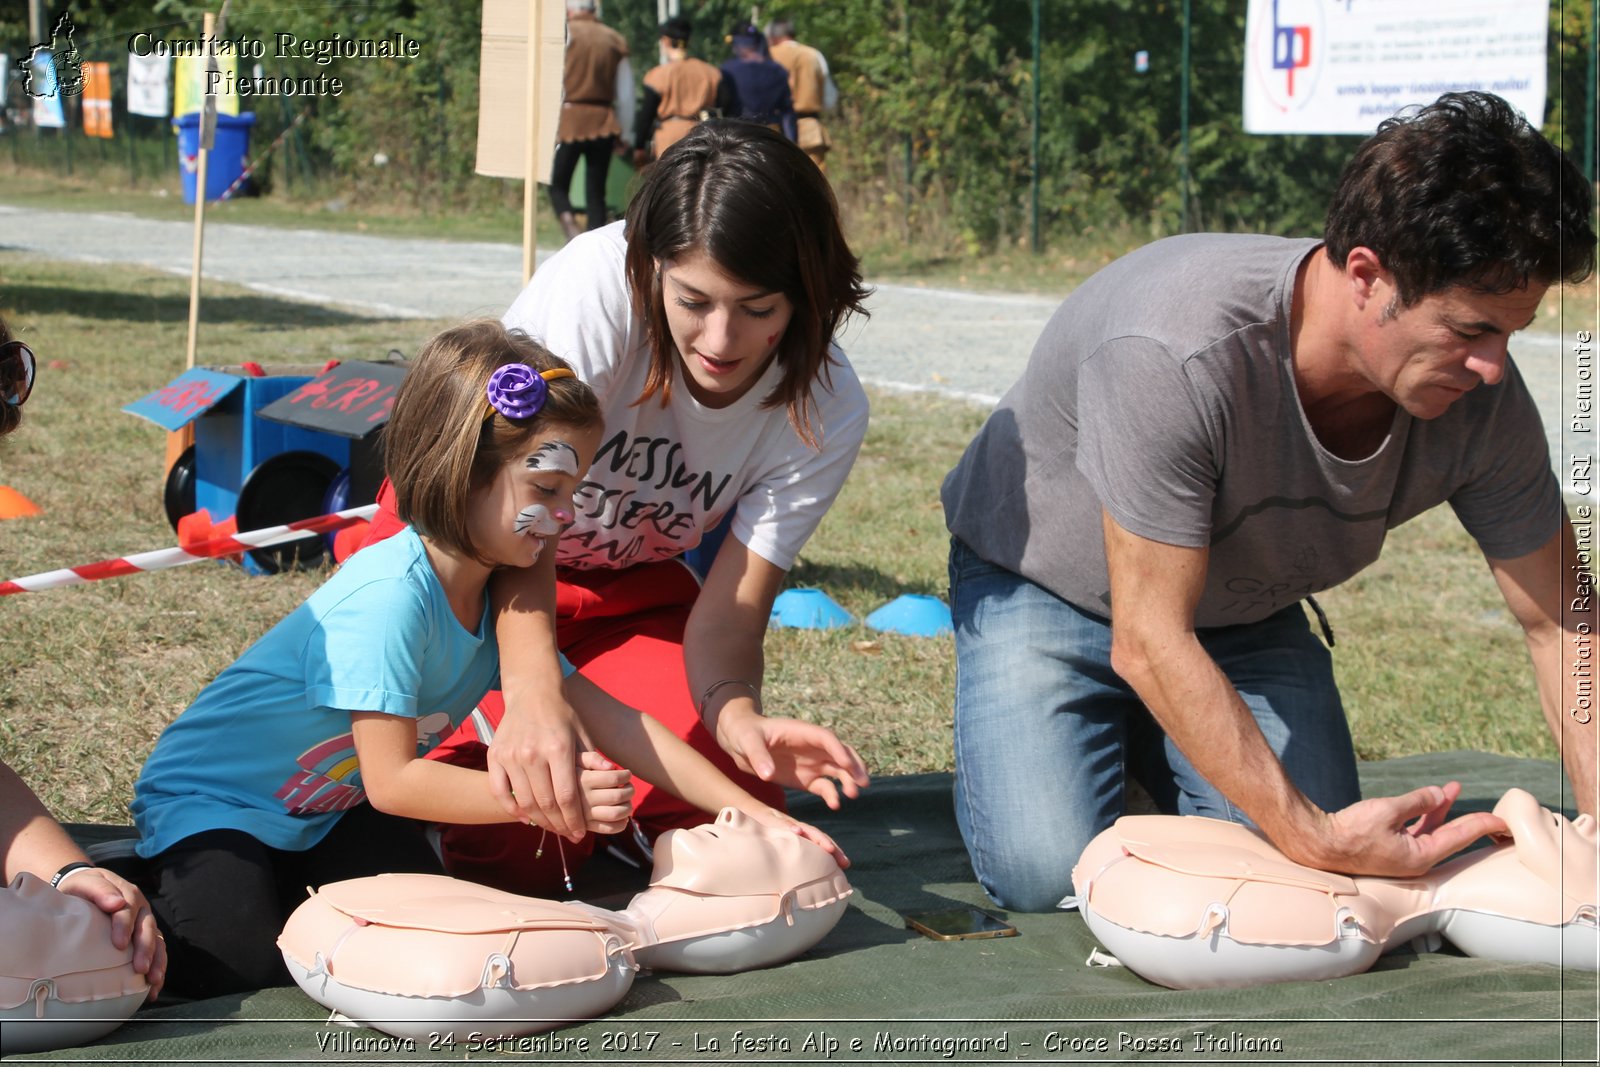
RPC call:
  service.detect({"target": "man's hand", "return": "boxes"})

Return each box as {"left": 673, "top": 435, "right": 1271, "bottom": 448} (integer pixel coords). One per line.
{"left": 59, "top": 869, "right": 166, "bottom": 1001}
{"left": 713, "top": 706, "right": 870, "bottom": 809}
{"left": 1306, "top": 781, "right": 1507, "bottom": 876}
{"left": 487, "top": 693, "right": 594, "bottom": 839}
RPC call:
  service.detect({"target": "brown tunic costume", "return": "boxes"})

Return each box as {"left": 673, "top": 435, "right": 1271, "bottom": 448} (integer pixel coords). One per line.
{"left": 558, "top": 14, "right": 628, "bottom": 143}
{"left": 769, "top": 38, "right": 831, "bottom": 163}
{"left": 641, "top": 58, "right": 722, "bottom": 158}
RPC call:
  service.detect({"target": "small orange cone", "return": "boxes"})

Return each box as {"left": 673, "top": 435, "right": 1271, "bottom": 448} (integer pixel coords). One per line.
{"left": 0, "top": 486, "right": 41, "bottom": 519}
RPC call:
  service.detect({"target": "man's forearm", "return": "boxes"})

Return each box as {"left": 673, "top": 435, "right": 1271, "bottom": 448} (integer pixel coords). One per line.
{"left": 1111, "top": 629, "right": 1325, "bottom": 857}
{"left": 1527, "top": 622, "right": 1599, "bottom": 815}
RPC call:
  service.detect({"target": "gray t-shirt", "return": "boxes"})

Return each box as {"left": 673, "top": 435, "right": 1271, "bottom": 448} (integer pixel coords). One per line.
{"left": 941, "top": 233, "right": 1561, "bottom": 628}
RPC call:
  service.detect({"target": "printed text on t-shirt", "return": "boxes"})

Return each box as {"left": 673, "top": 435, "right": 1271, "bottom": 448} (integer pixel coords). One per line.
{"left": 564, "top": 430, "right": 735, "bottom": 564}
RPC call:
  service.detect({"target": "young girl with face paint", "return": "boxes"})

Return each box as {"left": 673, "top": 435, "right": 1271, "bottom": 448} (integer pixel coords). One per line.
{"left": 355, "top": 122, "right": 874, "bottom": 890}
{"left": 129, "top": 321, "right": 845, "bottom": 999}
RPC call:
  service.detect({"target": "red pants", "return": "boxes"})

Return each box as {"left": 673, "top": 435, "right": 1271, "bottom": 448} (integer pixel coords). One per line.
{"left": 357, "top": 482, "right": 784, "bottom": 894}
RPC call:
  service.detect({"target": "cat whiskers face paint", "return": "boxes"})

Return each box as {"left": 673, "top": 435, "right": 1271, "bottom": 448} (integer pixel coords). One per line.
{"left": 513, "top": 505, "right": 567, "bottom": 539}
{"left": 510, "top": 438, "right": 584, "bottom": 560}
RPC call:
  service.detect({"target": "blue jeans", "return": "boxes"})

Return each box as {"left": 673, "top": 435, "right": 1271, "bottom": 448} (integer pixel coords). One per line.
{"left": 948, "top": 537, "right": 1360, "bottom": 912}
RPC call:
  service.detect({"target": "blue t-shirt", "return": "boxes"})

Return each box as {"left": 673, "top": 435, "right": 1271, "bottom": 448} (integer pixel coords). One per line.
{"left": 132, "top": 527, "right": 502, "bottom": 857}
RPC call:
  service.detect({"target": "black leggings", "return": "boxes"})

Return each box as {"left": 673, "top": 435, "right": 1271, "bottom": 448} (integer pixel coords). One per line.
{"left": 147, "top": 804, "right": 443, "bottom": 998}
{"left": 548, "top": 135, "right": 616, "bottom": 225}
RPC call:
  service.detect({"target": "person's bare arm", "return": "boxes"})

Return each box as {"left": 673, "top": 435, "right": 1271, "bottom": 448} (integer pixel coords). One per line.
{"left": 485, "top": 550, "right": 593, "bottom": 837}
{"left": 0, "top": 762, "right": 166, "bottom": 998}
{"left": 565, "top": 672, "right": 848, "bottom": 866}
{"left": 351, "top": 712, "right": 628, "bottom": 831}
{"left": 686, "top": 537, "right": 868, "bottom": 808}
{"left": 1103, "top": 510, "right": 1504, "bottom": 875}
{"left": 1487, "top": 522, "right": 1598, "bottom": 816}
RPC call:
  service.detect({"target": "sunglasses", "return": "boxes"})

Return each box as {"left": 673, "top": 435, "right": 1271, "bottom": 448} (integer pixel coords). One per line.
{"left": 1, "top": 340, "right": 36, "bottom": 407}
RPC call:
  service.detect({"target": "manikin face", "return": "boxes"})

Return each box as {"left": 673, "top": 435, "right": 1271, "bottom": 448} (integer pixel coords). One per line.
{"left": 467, "top": 424, "right": 601, "bottom": 568}
{"left": 658, "top": 249, "right": 795, "bottom": 409}
{"left": 1492, "top": 786, "right": 1600, "bottom": 900}
{"left": 652, "top": 808, "right": 835, "bottom": 895}
{"left": 1356, "top": 279, "right": 1545, "bottom": 420}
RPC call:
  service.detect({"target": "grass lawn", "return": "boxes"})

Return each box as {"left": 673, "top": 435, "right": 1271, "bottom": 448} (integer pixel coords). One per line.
{"left": 0, "top": 252, "right": 1555, "bottom": 829}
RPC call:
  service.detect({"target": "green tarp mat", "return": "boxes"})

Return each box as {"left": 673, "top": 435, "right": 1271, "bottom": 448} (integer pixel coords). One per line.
{"left": 14, "top": 751, "right": 1597, "bottom": 1066}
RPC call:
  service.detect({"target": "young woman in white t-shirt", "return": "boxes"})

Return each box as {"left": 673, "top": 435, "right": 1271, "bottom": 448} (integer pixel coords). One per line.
{"left": 360, "top": 122, "right": 872, "bottom": 890}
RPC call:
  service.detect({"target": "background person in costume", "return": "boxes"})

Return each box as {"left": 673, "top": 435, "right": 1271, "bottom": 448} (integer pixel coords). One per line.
{"left": 632, "top": 15, "right": 735, "bottom": 166}
{"left": 358, "top": 122, "right": 871, "bottom": 887}
{"left": 941, "top": 91, "right": 1597, "bottom": 912}
{"left": 549, "top": 0, "right": 632, "bottom": 242}
{"left": 0, "top": 321, "right": 166, "bottom": 998}
{"left": 765, "top": 17, "right": 835, "bottom": 171}
{"left": 131, "top": 321, "right": 845, "bottom": 997}
{"left": 719, "top": 23, "right": 796, "bottom": 142}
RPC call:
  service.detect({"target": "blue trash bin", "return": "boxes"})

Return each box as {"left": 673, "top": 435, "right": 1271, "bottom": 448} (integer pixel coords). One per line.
{"left": 175, "top": 112, "right": 256, "bottom": 203}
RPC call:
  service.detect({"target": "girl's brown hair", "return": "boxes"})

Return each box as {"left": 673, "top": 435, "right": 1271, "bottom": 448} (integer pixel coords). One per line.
{"left": 624, "top": 120, "right": 870, "bottom": 448}
{"left": 384, "top": 320, "right": 600, "bottom": 562}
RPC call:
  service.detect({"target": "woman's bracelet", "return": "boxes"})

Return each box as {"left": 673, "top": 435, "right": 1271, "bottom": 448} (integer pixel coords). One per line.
{"left": 51, "top": 861, "right": 95, "bottom": 889}
{"left": 697, "top": 678, "right": 760, "bottom": 719}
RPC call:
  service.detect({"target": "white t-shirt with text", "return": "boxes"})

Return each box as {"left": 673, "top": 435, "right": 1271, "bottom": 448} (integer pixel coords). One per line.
{"left": 503, "top": 222, "right": 869, "bottom": 572}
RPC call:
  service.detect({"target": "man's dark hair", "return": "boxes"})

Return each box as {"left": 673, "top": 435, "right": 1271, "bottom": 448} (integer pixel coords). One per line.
{"left": 1324, "top": 91, "right": 1595, "bottom": 304}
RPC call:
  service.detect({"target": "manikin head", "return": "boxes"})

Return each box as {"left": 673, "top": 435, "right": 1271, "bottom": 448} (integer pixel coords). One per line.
{"left": 649, "top": 807, "right": 841, "bottom": 897}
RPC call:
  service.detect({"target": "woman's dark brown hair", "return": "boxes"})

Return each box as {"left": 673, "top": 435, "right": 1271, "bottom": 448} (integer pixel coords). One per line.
{"left": 384, "top": 320, "right": 600, "bottom": 563}
{"left": 624, "top": 120, "right": 870, "bottom": 447}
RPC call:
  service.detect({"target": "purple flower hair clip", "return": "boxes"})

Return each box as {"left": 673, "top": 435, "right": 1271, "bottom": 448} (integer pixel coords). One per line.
{"left": 486, "top": 363, "right": 575, "bottom": 420}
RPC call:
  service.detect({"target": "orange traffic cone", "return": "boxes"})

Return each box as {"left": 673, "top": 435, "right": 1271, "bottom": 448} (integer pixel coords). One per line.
{"left": 0, "top": 486, "right": 41, "bottom": 519}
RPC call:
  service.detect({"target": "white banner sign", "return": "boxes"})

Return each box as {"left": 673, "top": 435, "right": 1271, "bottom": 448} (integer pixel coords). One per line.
{"left": 127, "top": 52, "right": 171, "bottom": 118}
{"left": 1243, "top": 0, "right": 1549, "bottom": 135}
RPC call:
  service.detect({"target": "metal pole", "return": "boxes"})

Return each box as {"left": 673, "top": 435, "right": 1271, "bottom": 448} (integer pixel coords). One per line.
{"left": 903, "top": 3, "right": 913, "bottom": 243}
{"left": 1180, "top": 0, "right": 1191, "bottom": 233}
{"left": 1030, "top": 0, "right": 1041, "bottom": 252}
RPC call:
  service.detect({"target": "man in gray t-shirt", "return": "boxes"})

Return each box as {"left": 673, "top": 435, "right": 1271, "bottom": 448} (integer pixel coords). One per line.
{"left": 941, "top": 91, "right": 1598, "bottom": 912}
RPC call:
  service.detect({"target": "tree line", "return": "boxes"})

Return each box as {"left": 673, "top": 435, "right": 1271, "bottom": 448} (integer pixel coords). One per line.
{"left": 3, "top": 1, "right": 1593, "bottom": 252}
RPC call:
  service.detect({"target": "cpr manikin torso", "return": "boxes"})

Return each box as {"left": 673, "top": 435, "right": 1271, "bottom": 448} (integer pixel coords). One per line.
{"left": 1070, "top": 788, "right": 1599, "bottom": 989}
{"left": 278, "top": 808, "right": 852, "bottom": 1039}
{"left": 0, "top": 873, "right": 151, "bottom": 1055}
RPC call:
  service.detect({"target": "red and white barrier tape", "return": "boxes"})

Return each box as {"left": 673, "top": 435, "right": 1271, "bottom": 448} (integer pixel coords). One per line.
{"left": 0, "top": 504, "right": 378, "bottom": 596}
